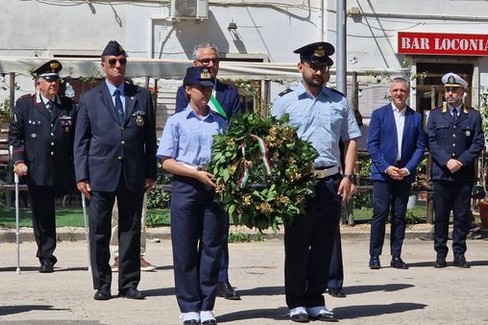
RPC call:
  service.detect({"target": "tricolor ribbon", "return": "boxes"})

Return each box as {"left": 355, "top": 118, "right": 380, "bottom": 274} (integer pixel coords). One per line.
{"left": 238, "top": 134, "right": 272, "bottom": 188}
{"left": 209, "top": 95, "right": 227, "bottom": 119}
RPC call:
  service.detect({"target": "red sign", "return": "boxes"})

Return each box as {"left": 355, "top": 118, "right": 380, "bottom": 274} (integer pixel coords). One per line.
{"left": 398, "top": 32, "right": 488, "bottom": 56}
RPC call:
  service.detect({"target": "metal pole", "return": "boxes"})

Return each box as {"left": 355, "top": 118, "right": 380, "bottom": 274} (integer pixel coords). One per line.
{"left": 10, "top": 145, "right": 21, "bottom": 274}
{"left": 336, "top": 0, "right": 347, "bottom": 95}
{"left": 81, "top": 194, "right": 91, "bottom": 272}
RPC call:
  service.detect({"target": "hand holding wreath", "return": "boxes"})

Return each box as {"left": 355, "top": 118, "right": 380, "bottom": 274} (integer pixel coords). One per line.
{"left": 208, "top": 113, "right": 318, "bottom": 231}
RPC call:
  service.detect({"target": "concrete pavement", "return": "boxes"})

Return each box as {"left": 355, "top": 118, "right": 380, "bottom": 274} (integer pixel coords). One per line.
{"left": 0, "top": 227, "right": 487, "bottom": 325}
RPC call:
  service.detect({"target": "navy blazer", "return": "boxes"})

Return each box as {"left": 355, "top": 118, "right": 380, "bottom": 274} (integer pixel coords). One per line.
{"left": 74, "top": 81, "right": 157, "bottom": 192}
{"left": 426, "top": 105, "right": 484, "bottom": 182}
{"left": 9, "top": 93, "right": 77, "bottom": 189}
{"left": 175, "top": 79, "right": 242, "bottom": 119}
{"left": 367, "top": 104, "right": 426, "bottom": 183}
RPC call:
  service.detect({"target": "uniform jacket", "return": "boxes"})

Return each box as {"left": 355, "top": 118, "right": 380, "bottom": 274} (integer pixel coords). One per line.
{"left": 74, "top": 81, "right": 157, "bottom": 192}
{"left": 426, "top": 104, "right": 485, "bottom": 182}
{"left": 9, "top": 93, "right": 77, "bottom": 189}
{"left": 175, "top": 79, "right": 242, "bottom": 119}
{"left": 367, "top": 104, "right": 426, "bottom": 183}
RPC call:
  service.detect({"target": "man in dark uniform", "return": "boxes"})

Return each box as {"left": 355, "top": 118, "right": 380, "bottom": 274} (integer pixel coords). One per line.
{"left": 9, "top": 59, "right": 77, "bottom": 273}
{"left": 175, "top": 41, "right": 243, "bottom": 300}
{"left": 272, "top": 42, "right": 361, "bottom": 322}
{"left": 74, "top": 40, "right": 157, "bottom": 300}
{"left": 426, "top": 72, "right": 484, "bottom": 269}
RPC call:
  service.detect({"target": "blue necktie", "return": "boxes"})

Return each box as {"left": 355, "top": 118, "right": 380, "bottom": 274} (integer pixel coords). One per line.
{"left": 114, "top": 89, "right": 125, "bottom": 126}
{"left": 452, "top": 108, "right": 458, "bottom": 122}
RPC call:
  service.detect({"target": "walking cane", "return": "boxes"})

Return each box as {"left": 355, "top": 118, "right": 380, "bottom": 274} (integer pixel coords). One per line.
{"left": 81, "top": 194, "right": 91, "bottom": 272}
{"left": 10, "top": 145, "right": 21, "bottom": 274}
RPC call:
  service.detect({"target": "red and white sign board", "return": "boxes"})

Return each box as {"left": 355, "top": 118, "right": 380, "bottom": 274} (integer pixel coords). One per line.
{"left": 397, "top": 32, "right": 488, "bottom": 56}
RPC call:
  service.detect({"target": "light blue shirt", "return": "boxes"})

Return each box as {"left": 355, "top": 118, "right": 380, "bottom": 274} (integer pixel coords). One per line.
{"left": 157, "top": 105, "right": 228, "bottom": 167}
{"left": 271, "top": 82, "right": 361, "bottom": 168}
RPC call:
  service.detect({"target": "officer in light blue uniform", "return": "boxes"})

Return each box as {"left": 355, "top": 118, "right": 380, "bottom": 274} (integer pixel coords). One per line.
{"left": 426, "top": 72, "right": 484, "bottom": 269}
{"left": 157, "top": 66, "right": 227, "bottom": 325}
{"left": 271, "top": 42, "right": 361, "bottom": 323}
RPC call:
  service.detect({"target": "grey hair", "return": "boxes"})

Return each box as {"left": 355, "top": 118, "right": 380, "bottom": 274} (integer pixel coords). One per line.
{"left": 192, "top": 42, "right": 219, "bottom": 60}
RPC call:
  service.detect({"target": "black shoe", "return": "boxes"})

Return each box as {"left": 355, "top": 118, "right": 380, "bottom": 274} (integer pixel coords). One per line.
{"left": 290, "top": 313, "right": 309, "bottom": 323}
{"left": 390, "top": 257, "right": 409, "bottom": 269}
{"left": 310, "top": 312, "right": 338, "bottom": 322}
{"left": 93, "top": 289, "right": 111, "bottom": 301}
{"left": 182, "top": 321, "right": 199, "bottom": 325}
{"left": 216, "top": 282, "right": 241, "bottom": 300}
{"left": 369, "top": 255, "right": 381, "bottom": 269}
{"left": 118, "top": 288, "right": 146, "bottom": 299}
{"left": 453, "top": 255, "right": 470, "bottom": 268}
{"left": 434, "top": 255, "right": 447, "bottom": 268}
{"left": 39, "top": 259, "right": 54, "bottom": 273}
{"left": 328, "top": 288, "right": 346, "bottom": 298}
{"left": 201, "top": 320, "right": 217, "bottom": 325}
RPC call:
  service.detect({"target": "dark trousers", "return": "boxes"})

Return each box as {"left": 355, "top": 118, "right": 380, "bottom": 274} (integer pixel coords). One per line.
{"left": 171, "top": 176, "right": 225, "bottom": 313}
{"left": 218, "top": 214, "right": 230, "bottom": 283}
{"left": 370, "top": 180, "right": 411, "bottom": 257}
{"left": 433, "top": 181, "right": 472, "bottom": 257}
{"left": 327, "top": 224, "right": 343, "bottom": 291}
{"left": 28, "top": 185, "right": 57, "bottom": 261}
{"left": 87, "top": 176, "right": 144, "bottom": 292}
{"left": 284, "top": 174, "right": 342, "bottom": 309}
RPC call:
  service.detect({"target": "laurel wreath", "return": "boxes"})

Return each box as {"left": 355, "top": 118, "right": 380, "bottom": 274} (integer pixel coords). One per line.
{"left": 208, "top": 113, "right": 318, "bottom": 231}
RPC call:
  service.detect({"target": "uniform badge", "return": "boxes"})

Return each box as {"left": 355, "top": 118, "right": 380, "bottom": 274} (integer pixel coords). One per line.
{"left": 314, "top": 46, "right": 325, "bottom": 58}
{"left": 465, "top": 130, "right": 471, "bottom": 137}
{"left": 448, "top": 75, "right": 456, "bottom": 84}
{"left": 136, "top": 115, "right": 144, "bottom": 126}
{"left": 31, "top": 133, "right": 37, "bottom": 138}
{"left": 200, "top": 69, "right": 212, "bottom": 80}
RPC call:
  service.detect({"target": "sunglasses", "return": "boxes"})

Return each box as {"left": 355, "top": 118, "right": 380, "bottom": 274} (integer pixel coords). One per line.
{"left": 107, "top": 58, "right": 127, "bottom": 66}
{"left": 196, "top": 58, "right": 220, "bottom": 65}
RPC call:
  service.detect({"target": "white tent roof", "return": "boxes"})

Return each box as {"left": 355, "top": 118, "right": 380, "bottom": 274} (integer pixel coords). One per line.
{"left": 0, "top": 56, "right": 302, "bottom": 81}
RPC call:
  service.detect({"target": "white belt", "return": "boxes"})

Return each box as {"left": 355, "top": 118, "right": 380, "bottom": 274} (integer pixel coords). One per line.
{"left": 312, "top": 166, "right": 340, "bottom": 179}
{"left": 182, "top": 163, "right": 206, "bottom": 171}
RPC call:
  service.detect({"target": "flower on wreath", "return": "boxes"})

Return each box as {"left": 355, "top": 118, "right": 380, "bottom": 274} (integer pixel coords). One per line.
{"left": 208, "top": 113, "right": 318, "bottom": 231}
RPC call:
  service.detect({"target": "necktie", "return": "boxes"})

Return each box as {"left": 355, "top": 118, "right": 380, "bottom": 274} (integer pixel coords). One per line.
{"left": 452, "top": 108, "right": 458, "bottom": 122}
{"left": 46, "top": 100, "right": 53, "bottom": 112}
{"left": 114, "top": 89, "right": 125, "bottom": 126}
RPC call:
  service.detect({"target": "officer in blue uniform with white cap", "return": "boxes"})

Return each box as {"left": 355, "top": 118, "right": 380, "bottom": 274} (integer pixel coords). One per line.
{"left": 426, "top": 72, "right": 484, "bottom": 269}
{"left": 9, "top": 59, "right": 77, "bottom": 273}
{"left": 272, "top": 42, "right": 361, "bottom": 322}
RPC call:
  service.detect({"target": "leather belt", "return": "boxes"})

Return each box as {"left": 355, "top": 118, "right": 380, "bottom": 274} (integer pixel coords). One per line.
{"left": 312, "top": 165, "right": 340, "bottom": 179}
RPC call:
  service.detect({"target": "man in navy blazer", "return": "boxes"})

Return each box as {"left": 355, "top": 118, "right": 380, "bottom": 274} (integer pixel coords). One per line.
{"left": 367, "top": 77, "right": 425, "bottom": 270}
{"left": 175, "top": 41, "right": 243, "bottom": 301}
{"left": 74, "top": 40, "right": 157, "bottom": 301}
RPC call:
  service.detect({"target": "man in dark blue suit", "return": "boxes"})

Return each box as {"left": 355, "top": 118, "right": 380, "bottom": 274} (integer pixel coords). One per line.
{"left": 367, "top": 77, "right": 426, "bottom": 270}
{"left": 427, "top": 72, "right": 484, "bottom": 269}
{"left": 74, "top": 40, "right": 157, "bottom": 300}
{"left": 9, "top": 60, "right": 77, "bottom": 273}
{"left": 175, "top": 41, "right": 243, "bottom": 300}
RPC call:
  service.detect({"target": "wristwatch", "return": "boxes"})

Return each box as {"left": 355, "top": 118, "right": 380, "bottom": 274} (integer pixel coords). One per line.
{"left": 343, "top": 174, "right": 357, "bottom": 185}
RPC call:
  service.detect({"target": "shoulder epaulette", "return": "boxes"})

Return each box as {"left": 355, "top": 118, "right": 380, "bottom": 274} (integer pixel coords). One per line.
{"left": 19, "top": 93, "right": 34, "bottom": 100}
{"left": 278, "top": 88, "right": 293, "bottom": 97}
{"left": 328, "top": 87, "right": 345, "bottom": 97}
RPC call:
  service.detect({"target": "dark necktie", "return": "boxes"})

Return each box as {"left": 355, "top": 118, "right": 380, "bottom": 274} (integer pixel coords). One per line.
{"left": 46, "top": 100, "right": 53, "bottom": 112}
{"left": 114, "top": 89, "right": 125, "bottom": 126}
{"left": 452, "top": 108, "right": 458, "bottom": 122}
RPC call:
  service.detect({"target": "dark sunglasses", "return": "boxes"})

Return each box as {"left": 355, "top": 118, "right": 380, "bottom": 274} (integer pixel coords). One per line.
{"left": 107, "top": 58, "right": 127, "bottom": 66}
{"left": 197, "top": 58, "right": 220, "bottom": 65}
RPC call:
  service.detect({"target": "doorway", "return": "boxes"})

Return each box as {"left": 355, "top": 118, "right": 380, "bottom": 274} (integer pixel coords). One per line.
{"left": 415, "top": 62, "right": 473, "bottom": 114}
